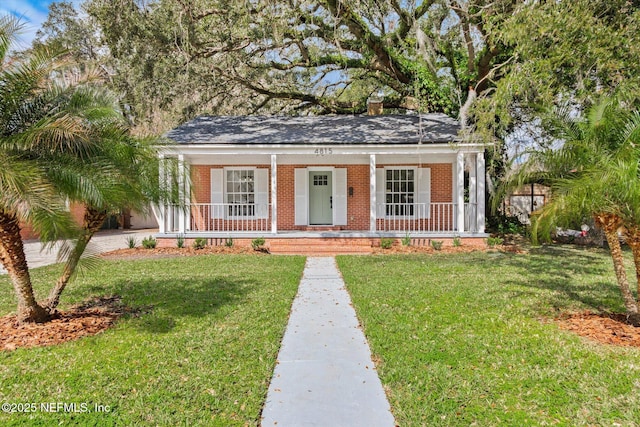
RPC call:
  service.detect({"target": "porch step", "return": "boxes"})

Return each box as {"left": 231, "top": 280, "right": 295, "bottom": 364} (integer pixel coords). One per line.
{"left": 301, "top": 226, "right": 345, "bottom": 232}
{"left": 268, "top": 238, "right": 374, "bottom": 255}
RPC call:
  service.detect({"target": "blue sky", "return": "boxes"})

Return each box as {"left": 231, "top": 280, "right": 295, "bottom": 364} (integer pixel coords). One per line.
{"left": 1, "top": 0, "right": 83, "bottom": 48}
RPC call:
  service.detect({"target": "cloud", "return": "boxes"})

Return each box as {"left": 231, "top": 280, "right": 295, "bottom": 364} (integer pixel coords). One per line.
{"left": 0, "top": 0, "right": 84, "bottom": 49}
{"left": 0, "top": 0, "right": 49, "bottom": 48}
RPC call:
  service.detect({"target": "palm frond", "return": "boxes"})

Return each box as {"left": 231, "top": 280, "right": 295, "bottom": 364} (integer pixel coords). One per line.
{"left": 0, "top": 15, "right": 25, "bottom": 65}
{"left": 501, "top": 95, "right": 640, "bottom": 241}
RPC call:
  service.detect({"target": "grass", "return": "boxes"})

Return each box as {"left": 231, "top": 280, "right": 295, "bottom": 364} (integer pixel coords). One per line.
{"left": 337, "top": 245, "right": 640, "bottom": 426}
{"left": 0, "top": 255, "right": 305, "bottom": 426}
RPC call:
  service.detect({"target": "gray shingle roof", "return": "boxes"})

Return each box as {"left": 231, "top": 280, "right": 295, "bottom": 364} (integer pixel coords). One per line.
{"left": 166, "top": 114, "right": 460, "bottom": 145}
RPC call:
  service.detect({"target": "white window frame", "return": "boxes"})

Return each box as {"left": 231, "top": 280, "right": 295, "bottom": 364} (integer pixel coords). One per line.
{"left": 224, "top": 167, "right": 257, "bottom": 218}
{"left": 384, "top": 167, "right": 417, "bottom": 218}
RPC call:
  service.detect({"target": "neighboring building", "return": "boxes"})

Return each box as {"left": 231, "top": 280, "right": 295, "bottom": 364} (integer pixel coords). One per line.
{"left": 19, "top": 203, "right": 86, "bottom": 240}
{"left": 504, "top": 183, "right": 550, "bottom": 224}
{"left": 20, "top": 205, "right": 157, "bottom": 240}
{"left": 156, "top": 113, "right": 489, "bottom": 251}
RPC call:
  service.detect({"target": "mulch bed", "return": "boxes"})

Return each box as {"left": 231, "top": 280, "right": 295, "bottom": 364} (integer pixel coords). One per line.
{"left": 556, "top": 311, "right": 640, "bottom": 348}
{"left": 100, "top": 246, "right": 259, "bottom": 260}
{"left": 0, "top": 296, "right": 146, "bottom": 352}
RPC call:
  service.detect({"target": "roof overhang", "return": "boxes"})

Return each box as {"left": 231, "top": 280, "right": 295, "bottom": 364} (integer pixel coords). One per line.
{"left": 158, "top": 142, "right": 486, "bottom": 157}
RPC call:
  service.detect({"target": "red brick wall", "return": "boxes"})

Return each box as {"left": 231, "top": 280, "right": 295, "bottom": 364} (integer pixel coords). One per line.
{"left": 378, "top": 163, "right": 452, "bottom": 202}
{"left": 70, "top": 203, "right": 86, "bottom": 225}
{"left": 191, "top": 165, "right": 211, "bottom": 204}
{"left": 191, "top": 163, "right": 453, "bottom": 232}
{"left": 277, "top": 165, "right": 294, "bottom": 230}
{"left": 190, "top": 165, "right": 271, "bottom": 231}
{"left": 346, "top": 165, "right": 370, "bottom": 230}
{"left": 376, "top": 163, "right": 454, "bottom": 231}
{"left": 427, "top": 163, "right": 453, "bottom": 203}
{"left": 19, "top": 223, "right": 38, "bottom": 240}
{"left": 20, "top": 202, "right": 86, "bottom": 240}
{"left": 277, "top": 164, "right": 371, "bottom": 231}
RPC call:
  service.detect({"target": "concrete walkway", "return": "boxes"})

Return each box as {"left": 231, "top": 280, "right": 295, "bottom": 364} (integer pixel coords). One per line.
{"left": 261, "top": 257, "right": 395, "bottom": 427}
{"left": 0, "top": 229, "right": 157, "bottom": 274}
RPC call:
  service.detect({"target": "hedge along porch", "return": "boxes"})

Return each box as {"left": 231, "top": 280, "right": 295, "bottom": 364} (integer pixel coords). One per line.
{"left": 155, "top": 114, "right": 488, "bottom": 247}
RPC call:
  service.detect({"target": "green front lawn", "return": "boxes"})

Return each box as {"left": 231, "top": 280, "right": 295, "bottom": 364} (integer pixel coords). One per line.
{"left": 0, "top": 255, "right": 305, "bottom": 426}
{"left": 338, "top": 246, "right": 640, "bottom": 426}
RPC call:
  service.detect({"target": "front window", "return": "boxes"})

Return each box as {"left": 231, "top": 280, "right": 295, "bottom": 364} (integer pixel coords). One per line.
{"left": 386, "top": 169, "right": 414, "bottom": 216}
{"left": 226, "top": 169, "right": 255, "bottom": 216}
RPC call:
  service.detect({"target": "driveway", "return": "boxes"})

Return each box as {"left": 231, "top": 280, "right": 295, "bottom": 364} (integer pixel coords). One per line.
{"left": 0, "top": 229, "right": 158, "bottom": 274}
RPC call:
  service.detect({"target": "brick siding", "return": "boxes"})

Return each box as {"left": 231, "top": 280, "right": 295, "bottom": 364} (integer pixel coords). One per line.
{"left": 190, "top": 162, "right": 453, "bottom": 232}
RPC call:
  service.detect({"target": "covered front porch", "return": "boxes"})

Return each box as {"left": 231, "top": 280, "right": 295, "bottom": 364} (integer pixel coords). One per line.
{"left": 155, "top": 145, "right": 488, "bottom": 240}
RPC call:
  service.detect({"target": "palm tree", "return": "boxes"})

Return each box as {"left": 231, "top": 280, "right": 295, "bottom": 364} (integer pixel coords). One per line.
{"left": 0, "top": 15, "right": 157, "bottom": 322}
{"left": 501, "top": 98, "right": 640, "bottom": 324}
{"left": 42, "top": 127, "right": 166, "bottom": 312}
{"left": 0, "top": 16, "right": 88, "bottom": 322}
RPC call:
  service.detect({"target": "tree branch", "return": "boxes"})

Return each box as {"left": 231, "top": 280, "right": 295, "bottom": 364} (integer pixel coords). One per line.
{"left": 321, "top": 0, "right": 412, "bottom": 83}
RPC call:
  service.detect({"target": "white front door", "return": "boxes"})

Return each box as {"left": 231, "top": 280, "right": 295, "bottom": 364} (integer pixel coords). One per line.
{"left": 309, "top": 171, "right": 333, "bottom": 225}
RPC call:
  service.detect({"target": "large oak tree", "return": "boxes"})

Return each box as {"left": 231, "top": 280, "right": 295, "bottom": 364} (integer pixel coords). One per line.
{"left": 81, "top": 0, "right": 519, "bottom": 132}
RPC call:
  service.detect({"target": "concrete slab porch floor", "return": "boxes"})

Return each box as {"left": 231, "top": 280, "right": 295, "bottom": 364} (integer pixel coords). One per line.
{"left": 261, "top": 257, "right": 395, "bottom": 427}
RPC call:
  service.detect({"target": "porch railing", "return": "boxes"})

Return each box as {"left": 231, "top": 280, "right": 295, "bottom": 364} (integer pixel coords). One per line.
{"left": 376, "top": 202, "right": 457, "bottom": 233}
{"left": 163, "top": 203, "right": 271, "bottom": 233}
{"left": 161, "top": 202, "right": 477, "bottom": 234}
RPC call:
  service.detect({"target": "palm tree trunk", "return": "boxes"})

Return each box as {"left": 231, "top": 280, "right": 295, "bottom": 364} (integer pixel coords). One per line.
{"left": 43, "top": 207, "right": 107, "bottom": 312}
{"left": 0, "top": 211, "right": 50, "bottom": 323}
{"left": 625, "top": 226, "right": 640, "bottom": 305}
{"left": 595, "top": 213, "right": 640, "bottom": 325}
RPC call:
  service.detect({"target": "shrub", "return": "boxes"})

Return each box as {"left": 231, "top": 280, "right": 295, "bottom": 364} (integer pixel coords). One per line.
{"left": 251, "top": 237, "right": 266, "bottom": 250}
{"left": 125, "top": 236, "right": 138, "bottom": 249}
{"left": 453, "top": 236, "right": 462, "bottom": 247}
{"left": 193, "top": 237, "right": 207, "bottom": 250}
{"left": 142, "top": 236, "right": 157, "bottom": 249}
{"left": 401, "top": 233, "right": 411, "bottom": 246}
{"left": 225, "top": 238, "right": 234, "bottom": 247}
{"left": 487, "top": 213, "right": 526, "bottom": 236}
{"left": 176, "top": 234, "right": 185, "bottom": 248}
{"left": 380, "top": 238, "right": 394, "bottom": 249}
{"left": 487, "top": 236, "right": 504, "bottom": 247}
{"left": 431, "top": 240, "right": 443, "bottom": 251}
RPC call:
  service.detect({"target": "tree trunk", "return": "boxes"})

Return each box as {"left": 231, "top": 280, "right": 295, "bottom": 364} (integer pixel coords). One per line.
{"left": 595, "top": 213, "right": 640, "bottom": 325}
{"left": 624, "top": 226, "right": 640, "bottom": 305}
{"left": 43, "top": 207, "right": 107, "bottom": 313}
{"left": 0, "top": 211, "right": 50, "bottom": 323}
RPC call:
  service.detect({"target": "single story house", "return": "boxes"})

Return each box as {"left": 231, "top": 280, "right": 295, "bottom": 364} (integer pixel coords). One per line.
{"left": 154, "top": 113, "right": 488, "bottom": 251}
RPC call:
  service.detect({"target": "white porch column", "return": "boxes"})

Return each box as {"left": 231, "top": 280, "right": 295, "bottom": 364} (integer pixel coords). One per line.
{"left": 157, "top": 154, "right": 166, "bottom": 234}
{"left": 178, "top": 154, "right": 186, "bottom": 234}
{"left": 468, "top": 153, "right": 477, "bottom": 232}
{"left": 370, "top": 154, "right": 377, "bottom": 232}
{"left": 185, "top": 163, "right": 191, "bottom": 231}
{"left": 271, "top": 154, "right": 278, "bottom": 234}
{"left": 456, "top": 152, "right": 465, "bottom": 233}
{"left": 476, "top": 151, "right": 486, "bottom": 233}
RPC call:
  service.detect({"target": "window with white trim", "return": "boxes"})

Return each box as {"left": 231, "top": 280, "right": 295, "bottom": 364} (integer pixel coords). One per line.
{"left": 226, "top": 169, "right": 255, "bottom": 216}
{"left": 385, "top": 168, "right": 415, "bottom": 216}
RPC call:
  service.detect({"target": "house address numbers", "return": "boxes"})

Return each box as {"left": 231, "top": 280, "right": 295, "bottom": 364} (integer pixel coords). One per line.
{"left": 314, "top": 147, "right": 334, "bottom": 156}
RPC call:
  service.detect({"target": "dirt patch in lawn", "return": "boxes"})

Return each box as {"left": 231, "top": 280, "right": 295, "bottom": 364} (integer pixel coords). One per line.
{"left": 0, "top": 296, "right": 146, "bottom": 352}
{"left": 556, "top": 311, "right": 640, "bottom": 348}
